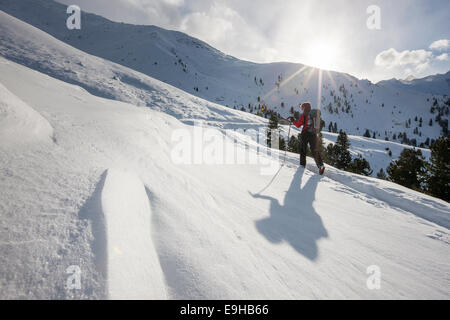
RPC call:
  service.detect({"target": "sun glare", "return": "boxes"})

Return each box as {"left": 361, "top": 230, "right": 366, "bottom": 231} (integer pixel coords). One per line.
{"left": 306, "top": 42, "right": 339, "bottom": 71}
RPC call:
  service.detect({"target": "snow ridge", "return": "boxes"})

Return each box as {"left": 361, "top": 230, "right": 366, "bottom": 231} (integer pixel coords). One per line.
{"left": 0, "top": 56, "right": 449, "bottom": 300}
{"left": 0, "top": 2, "right": 449, "bottom": 300}
{"left": 100, "top": 169, "right": 167, "bottom": 299}
{"left": 0, "top": 82, "right": 54, "bottom": 147}
{"left": 0, "top": 0, "right": 448, "bottom": 147}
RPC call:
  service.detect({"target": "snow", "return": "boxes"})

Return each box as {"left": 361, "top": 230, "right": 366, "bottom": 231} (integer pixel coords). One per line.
{"left": 101, "top": 169, "right": 167, "bottom": 299}
{"left": 0, "top": 8, "right": 437, "bottom": 178}
{"left": 321, "top": 131, "right": 431, "bottom": 178}
{"left": 0, "top": 2, "right": 449, "bottom": 300}
{"left": 0, "top": 2, "right": 437, "bottom": 180}
{"left": 1, "top": 0, "right": 448, "bottom": 150}
{"left": 0, "top": 82, "right": 54, "bottom": 147}
{"left": 0, "top": 55, "right": 449, "bottom": 300}
{"left": 378, "top": 71, "right": 450, "bottom": 96}
{"left": 0, "top": 8, "right": 264, "bottom": 125}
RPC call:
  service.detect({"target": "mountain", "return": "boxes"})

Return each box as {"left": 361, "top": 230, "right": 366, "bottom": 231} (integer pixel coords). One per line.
{"left": 0, "top": 2, "right": 449, "bottom": 300}
{"left": 378, "top": 71, "right": 450, "bottom": 96}
{"left": 1, "top": 48, "right": 449, "bottom": 300}
{"left": 1, "top": 0, "right": 449, "bottom": 148}
{"left": 0, "top": 8, "right": 432, "bottom": 179}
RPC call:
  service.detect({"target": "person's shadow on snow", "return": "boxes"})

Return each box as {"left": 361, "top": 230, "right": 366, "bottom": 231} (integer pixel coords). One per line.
{"left": 251, "top": 167, "right": 328, "bottom": 261}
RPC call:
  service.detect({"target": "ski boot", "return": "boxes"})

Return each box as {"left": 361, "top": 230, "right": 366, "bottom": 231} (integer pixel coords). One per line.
{"left": 319, "top": 165, "right": 325, "bottom": 175}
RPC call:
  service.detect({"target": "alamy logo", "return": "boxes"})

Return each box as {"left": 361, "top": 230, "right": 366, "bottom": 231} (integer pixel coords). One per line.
{"left": 366, "top": 265, "right": 381, "bottom": 290}
{"left": 66, "top": 265, "right": 81, "bottom": 290}
{"left": 366, "top": 5, "right": 381, "bottom": 30}
{"left": 66, "top": 5, "right": 81, "bottom": 30}
{"left": 170, "top": 121, "right": 283, "bottom": 175}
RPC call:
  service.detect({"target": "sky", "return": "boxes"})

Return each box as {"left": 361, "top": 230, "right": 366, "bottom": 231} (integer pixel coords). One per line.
{"left": 56, "top": 0, "right": 450, "bottom": 82}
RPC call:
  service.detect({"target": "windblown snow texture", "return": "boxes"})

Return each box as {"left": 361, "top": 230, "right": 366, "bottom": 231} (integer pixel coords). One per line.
{"left": 0, "top": 55, "right": 449, "bottom": 299}
{"left": 0, "top": 0, "right": 449, "bottom": 148}
{"left": 0, "top": 3, "right": 449, "bottom": 300}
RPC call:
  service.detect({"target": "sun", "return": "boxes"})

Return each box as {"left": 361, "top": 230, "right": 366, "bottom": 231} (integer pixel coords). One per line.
{"left": 306, "top": 42, "right": 339, "bottom": 71}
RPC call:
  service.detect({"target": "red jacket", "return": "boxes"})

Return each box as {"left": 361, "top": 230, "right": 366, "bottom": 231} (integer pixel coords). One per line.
{"left": 293, "top": 113, "right": 310, "bottom": 132}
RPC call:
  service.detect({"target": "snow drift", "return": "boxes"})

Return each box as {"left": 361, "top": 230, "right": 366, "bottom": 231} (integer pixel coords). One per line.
{"left": 0, "top": 1, "right": 448, "bottom": 147}
{"left": 101, "top": 169, "right": 167, "bottom": 299}
{"left": 0, "top": 55, "right": 449, "bottom": 300}
{"left": 0, "top": 3, "right": 449, "bottom": 300}
{"left": 0, "top": 82, "right": 53, "bottom": 147}
{"left": 0, "top": 9, "right": 434, "bottom": 178}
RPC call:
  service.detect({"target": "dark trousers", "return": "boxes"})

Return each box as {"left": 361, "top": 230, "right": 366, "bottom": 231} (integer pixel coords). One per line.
{"left": 300, "top": 131, "right": 324, "bottom": 168}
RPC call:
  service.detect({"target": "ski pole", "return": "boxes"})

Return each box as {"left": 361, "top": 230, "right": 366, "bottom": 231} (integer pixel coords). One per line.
{"left": 284, "top": 123, "right": 291, "bottom": 163}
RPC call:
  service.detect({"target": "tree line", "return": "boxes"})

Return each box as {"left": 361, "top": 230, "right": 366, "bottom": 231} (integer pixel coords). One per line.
{"left": 266, "top": 114, "right": 449, "bottom": 202}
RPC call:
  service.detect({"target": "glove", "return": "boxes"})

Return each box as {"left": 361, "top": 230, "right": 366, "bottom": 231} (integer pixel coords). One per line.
{"left": 288, "top": 116, "right": 294, "bottom": 122}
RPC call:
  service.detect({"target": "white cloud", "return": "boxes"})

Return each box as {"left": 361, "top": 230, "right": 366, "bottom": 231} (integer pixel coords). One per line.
{"left": 436, "top": 53, "right": 449, "bottom": 61}
{"left": 415, "top": 62, "right": 431, "bottom": 73}
{"left": 429, "top": 39, "right": 450, "bottom": 51}
{"left": 54, "top": 0, "right": 450, "bottom": 82}
{"left": 375, "top": 48, "right": 433, "bottom": 68}
{"left": 178, "top": 2, "right": 279, "bottom": 62}
{"left": 162, "top": 0, "right": 184, "bottom": 5}
{"left": 179, "top": 4, "right": 235, "bottom": 44}
{"left": 374, "top": 44, "right": 450, "bottom": 80}
{"left": 56, "top": 0, "right": 186, "bottom": 29}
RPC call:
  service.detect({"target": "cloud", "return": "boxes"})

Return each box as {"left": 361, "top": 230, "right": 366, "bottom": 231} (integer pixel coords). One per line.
{"left": 54, "top": 0, "right": 450, "bottom": 82}
{"left": 162, "top": 0, "right": 184, "bottom": 5}
{"left": 375, "top": 48, "right": 433, "bottom": 69}
{"left": 436, "top": 53, "right": 449, "bottom": 61}
{"left": 179, "top": 4, "right": 236, "bottom": 44}
{"left": 429, "top": 39, "right": 450, "bottom": 51}
{"left": 56, "top": 0, "right": 185, "bottom": 28}
{"left": 415, "top": 62, "right": 431, "bottom": 73}
{"left": 178, "top": 2, "right": 279, "bottom": 62}
{"left": 374, "top": 43, "right": 450, "bottom": 80}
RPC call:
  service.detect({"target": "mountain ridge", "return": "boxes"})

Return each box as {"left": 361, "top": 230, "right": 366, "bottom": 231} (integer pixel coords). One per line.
{"left": 1, "top": 56, "right": 449, "bottom": 299}
{"left": 0, "top": 0, "right": 449, "bottom": 148}
{"left": 378, "top": 70, "right": 450, "bottom": 95}
{"left": 0, "top": 1, "right": 449, "bottom": 300}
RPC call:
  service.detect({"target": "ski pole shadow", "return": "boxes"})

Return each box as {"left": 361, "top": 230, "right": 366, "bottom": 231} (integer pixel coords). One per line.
{"left": 251, "top": 167, "right": 328, "bottom": 261}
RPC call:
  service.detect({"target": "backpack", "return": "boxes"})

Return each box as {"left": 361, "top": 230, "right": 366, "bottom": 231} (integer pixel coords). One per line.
{"left": 307, "top": 109, "right": 325, "bottom": 133}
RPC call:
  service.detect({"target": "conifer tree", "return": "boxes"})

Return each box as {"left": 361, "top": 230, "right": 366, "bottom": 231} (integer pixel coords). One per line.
{"left": 386, "top": 148, "right": 426, "bottom": 191}
{"left": 348, "top": 155, "right": 373, "bottom": 176}
{"left": 288, "top": 134, "right": 300, "bottom": 154}
{"left": 266, "top": 113, "right": 279, "bottom": 148}
{"left": 335, "top": 131, "right": 351, "bottom": 168}
{"left": 326, "top": 131, "right": 352, "bottom": 170}
{"left": 377, "top": 168, "right": 387, "bottom": 180}
{"left": 425, "top": 137, "right": 450, "bottom": 201}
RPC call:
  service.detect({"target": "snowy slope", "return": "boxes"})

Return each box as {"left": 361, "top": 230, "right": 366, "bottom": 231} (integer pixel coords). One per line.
{"left": 0, "top": 9, "right": 435, "bottom": 178}
{"left": 1, "top": 55, "right": 450, "bottom": 299}
{"left": 321, "top": 132, "right": 431, "bottom": 179}
{"left": 100, "top": 169, "right": 168, "bottom": 299}
{"left": 0, "top": 0, "right": 448, "bottom": 147}
{"left": 378, "top": 71, "right": 450, "bottom": 96}
{"left": 0, "top": 9, "right": 267, "bottom": 127}
{"left": 0, "top": 3, "right": 449, "bottom": 299}
{"left": 0, "top": 82, "right": 54, "bottom": 147}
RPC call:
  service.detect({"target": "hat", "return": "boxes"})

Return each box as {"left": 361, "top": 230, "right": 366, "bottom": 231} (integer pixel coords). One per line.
{"left": 301, "top": 102, "right": 312, "bottom": 113}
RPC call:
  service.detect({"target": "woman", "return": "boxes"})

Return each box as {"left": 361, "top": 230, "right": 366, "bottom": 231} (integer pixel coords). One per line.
{"left": 289, "top": 102, "right": 325, "bottom": 175}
